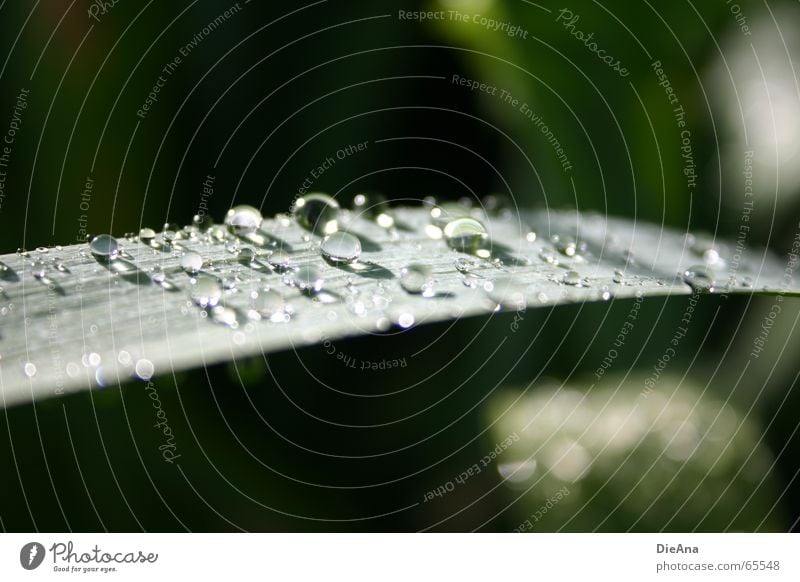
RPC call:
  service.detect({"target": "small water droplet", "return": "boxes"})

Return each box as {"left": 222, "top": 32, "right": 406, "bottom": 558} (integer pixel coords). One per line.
{"left": 292, "top": 265, "right": 323, "bottom": 292}
{"left": 400, "top": 263, "right": 433, "bottom": 295}
{"left": 293, "top": 192, "right": 340, "bottom": 235}
{"left": 23, "top": 362, "right": 37, "bottom": 378}
{"left": 397, "top": 312, "right": 415, "bottom": 328}
{"left": 139, "top": 228, "right": 156, "bottom": 244}
{"left": 249, "top": 289, "right": 290, "bottom": 322}
{"left": 189, "top": 275, "right": 223, "bottom": 308}
{"left": 180, "top": 251, "right": 203, "bottom": 274}
{"left": 320, "top": 232, "right": 362, "bottom": 264}
{"left": 555, "top": 236, "right": 577, "bottom": 257}
{"left": 268, "top": 251, "right": 292, "bottom": 272}
{"left": 210, "top": 305, "right": 239, "bottom": 327}
{"left": 135, "top": 359, "right": 154, "bottom": 380}
{"left": 225, "top": 205, "right": 263, "bottom": 235}
{"left": 562, "top": 270, "right": 582, "bottom": 286}
{"left": 89, "top": 234, "right": 119, "bottom": 261}
{"left": 525, "top": 231, "right": 537, "bottom": 243}
{"left": 613, "top": 269, "right": 625, "bottom": 284}
{"left": 443, "top": 217, "right": 488, "bottom": 255}
{"left": 486, "top": 277, "right": 526, "bottom": 309}
{"left": 683, "top": 265, "right": 716, "bottom": 291}
{"left": 539, "top": 249, "right": 558, "bottom": 265}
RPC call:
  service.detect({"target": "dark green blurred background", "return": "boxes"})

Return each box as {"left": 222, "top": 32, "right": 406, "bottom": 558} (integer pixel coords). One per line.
{"left": 1, "top": 0, "right": 799, "bottom": 531}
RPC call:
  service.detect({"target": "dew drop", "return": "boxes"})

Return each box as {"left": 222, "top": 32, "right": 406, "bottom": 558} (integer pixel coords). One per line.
{"left": 443, "top": 217, "right": 488, "bottom": 254}
{"left": 249, "top": 289, "right": 290, "bottom": 322}
{"left": 189, "top": 275, "right": 223, "bottom": 308}
{"left": 89, "top": 234, "right": 119, "bottom": 261}
{"left": 224, "top": 205, "right": 263, "bottom": 235}
{"left": 683, "top": 265, "right": 716, "bottom": 291}
{"left": 399, "top": 263, "right": 433, "bottom": 295}
{"left": 180, "top": 251, "right": 203, "bottom": 274}
{"left": 562, "top": 270, "right": 582, "bottom": 286}
{"left": 210, "top": 305, "right": 239, "bottom": 327}
{"left": 613, "top": 269, "right": 625, "bottom": 284}
{"left": 135, "top": 358, "right": 154, "bottom": 380}
{"left": 23, "top": 362, "right": 37, "bottom": 378}
{"left": 268, "top": 251, "right": 292, "bottom": 272}
{"left": 139, "top": 228, "right": 156, "bottom": 244}
{"left": 320, "top": 232, "right": 362, "bottom": 264}
{"left": 293, "top": 192, "right": 340, "bottom": 235}
{"left": 397, "top": 312, "right": 415, "bottom": 328}
{"left": 486, "top": 277, "right": 526, "bottom": 309}
{"left": 292, "top": 265, "right": 323, "bottom": 292}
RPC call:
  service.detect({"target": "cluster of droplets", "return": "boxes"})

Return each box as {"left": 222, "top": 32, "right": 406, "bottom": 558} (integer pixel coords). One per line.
{"left": 13, "top": 194, "right": 790, "bottom": 388}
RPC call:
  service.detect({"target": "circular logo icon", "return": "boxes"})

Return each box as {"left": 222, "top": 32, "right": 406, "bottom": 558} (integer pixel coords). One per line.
{"left": 20, "top": 542, "right": 45, "bottom": 570}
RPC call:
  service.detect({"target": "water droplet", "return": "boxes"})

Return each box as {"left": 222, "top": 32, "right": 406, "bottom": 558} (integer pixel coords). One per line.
{"left": 89, "top": 234, "right": 119, "bottom": 261}
{"left": 525, "top": 231, "right": 537, "bottom": 243}
{"left": 292, "top": 265, "right": 323, "bottom": 292}
{"left": 562, "top": 270, "right": 582, "bottom": 286}
{"left": 139, "top": 228, "right": 156, "bottom": 244}
{"left": 486, "top": 277, "right": 526, "bottom": 309}
{"left": 683, "top": 265, "right": 716, "bottom": 291}
{"left": 135, "top": 359, "right": 154, "bottom": 380}
{"left": 320, "top": 232, "right": 361, "bottom": 264}
{"left": 293, "top": 192, "right": 340, "bottom": 235}
{"left": 613, "top": 269, "right": 625, "bottom": 284}
{"left": 189, "top": 275, "right": 223, "bottom": 308}
{"left": 249, "top": 289, "right": 290, "bottom": 322}
{"left": 454, "top": 258, "right": 476, "bottom": 273}
{"left": 443, "top": 217, "right": 488, "bottom": 254}
{"left": 397, "top": 312, "right": 415, "bottom": 328}
{"left": 400, "top": 263, "right": 433, "bottom": 295}
{"left": 268, "top": 251, "right": 292, "bottom": 272}
{"left": 225, "top": 205, "right": 263, "bottom": 235}
{"left": 210, "top": 305, "right": 239, "bottom": 327}
{"left": 180, "top": 251, "right": 203, "bottom": 274}
{"left": 23, "top": 362, "right": 37, "bottom": 378}
{"left": 538, "top": 249, "right": 558, "bottom": 265}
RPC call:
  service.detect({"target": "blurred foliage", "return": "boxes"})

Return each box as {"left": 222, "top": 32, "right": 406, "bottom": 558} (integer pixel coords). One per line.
{"left": 0, "top": 0, "right": 799, "bottom": 531}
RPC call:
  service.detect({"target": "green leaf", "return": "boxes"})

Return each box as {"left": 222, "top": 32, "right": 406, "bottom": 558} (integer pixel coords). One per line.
{"left": 0, "top": 206, "right": 796, "bottom": 408}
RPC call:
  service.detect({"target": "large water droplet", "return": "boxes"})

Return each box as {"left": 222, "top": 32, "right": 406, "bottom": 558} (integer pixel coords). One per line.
{"left": 89, "top": 235, "right": 119, "bottom": 261}
{"left": 683, "top": 265, "right": 716, "bottom": 291}
{"left": 190, "top": 275, "right": 223, "bottom": 308}
{"left": 180, "top": 251, "right": 203, "bottom": 274}
{"left": 443, "top": 217, "right": 488, "bottom": 254}
{"left": 320, "top": 232, "right": 361, "bottom": 264}
{"left": 293, "top": 192, "right": 340, "bottom": 235}
{"left": 400, "top": 263, "right": 433, "bottom": 295}
{"left": 224, "top": 205, "right": 263, "bottom": 235}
